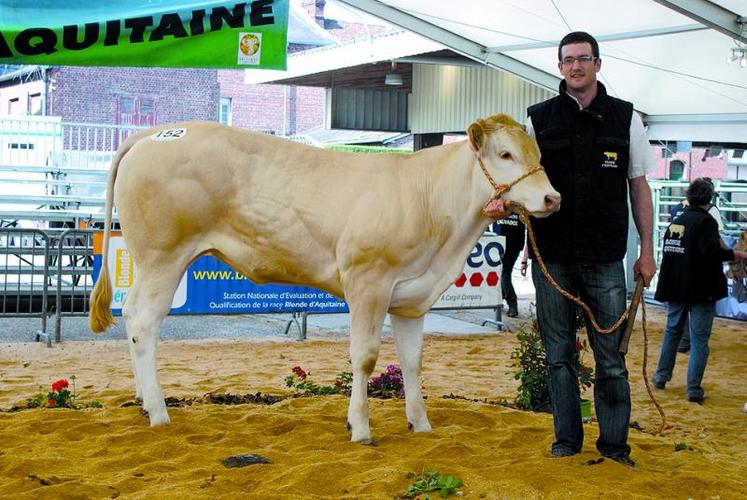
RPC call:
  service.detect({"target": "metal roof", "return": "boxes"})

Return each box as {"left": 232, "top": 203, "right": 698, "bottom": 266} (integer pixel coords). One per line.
{"left": 325, "top": 0, "right": 747, "bottom": 143}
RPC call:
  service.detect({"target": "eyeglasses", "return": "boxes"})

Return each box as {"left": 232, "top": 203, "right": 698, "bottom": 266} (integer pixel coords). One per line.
{"left": 560, "top": 55, "right": 597, "bottom": 66}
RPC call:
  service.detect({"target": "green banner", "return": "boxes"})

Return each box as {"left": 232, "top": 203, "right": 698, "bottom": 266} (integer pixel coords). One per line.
{"left": 0, "top": 0, "right": 288, "bottom": 69}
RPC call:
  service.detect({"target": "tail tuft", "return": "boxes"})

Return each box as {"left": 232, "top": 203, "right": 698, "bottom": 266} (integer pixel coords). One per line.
{"left": 89, "top": 259, "right": 116, "bottom": 334}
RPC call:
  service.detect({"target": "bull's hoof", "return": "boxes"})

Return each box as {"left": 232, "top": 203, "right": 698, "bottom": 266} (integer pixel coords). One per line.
{"left": 354, "top": 438, "right": 373, "bottom": 446}
{"left": 346, "top": 421, "right": 351, "bottom": 431}
{"left": 147, "top": 407, "right": 171, "bottom": 426}
{"left": 409, "top": 421, "right": 433, "bottom": 433}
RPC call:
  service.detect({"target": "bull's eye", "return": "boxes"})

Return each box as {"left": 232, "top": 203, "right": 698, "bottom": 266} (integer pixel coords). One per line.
{"left": 499, "top": 151, "right": 512, "bottom": 161}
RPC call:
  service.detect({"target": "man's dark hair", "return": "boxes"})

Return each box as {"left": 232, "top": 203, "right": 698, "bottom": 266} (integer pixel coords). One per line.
{"left": 686, "top": 178, "right": 715, "bottom": 206}
{"left": 558, "top": 31, "right": 599, "bottom": 61}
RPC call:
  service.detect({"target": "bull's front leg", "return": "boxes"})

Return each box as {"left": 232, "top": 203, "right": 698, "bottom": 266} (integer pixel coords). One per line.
{"left": 346, "top": 294, "right": 389, "bottom": 444}
{"left": 391, "top": 314, "right": 431, "bottom": 433}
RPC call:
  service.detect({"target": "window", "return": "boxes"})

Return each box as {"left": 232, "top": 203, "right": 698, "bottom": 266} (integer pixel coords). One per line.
{"left": 7, "top": 97, "right": 19, "bottom": 114}
{"left": 727, "top": 164, "right": 747, "bottom": 181}
{"left": 27, "top": 93, "right": 42, "bottom": 115}
{"left": 661, "top": 142, "right": 677, "bottom": 157}
{"left": 116, "top": 96, "right": 156, "bottom": 127}
{"left": 219, "top": 97, "right": 232, "bottom": 125}
{"left": 119, "top": 97, "right": 135, "bottom": 114}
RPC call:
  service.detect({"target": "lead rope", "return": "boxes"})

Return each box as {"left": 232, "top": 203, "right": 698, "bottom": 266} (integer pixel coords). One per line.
{"left": 474, "top": 152, "right": 667, "bottom": 434}
{"left": 511, "top": 203, "right": 668, "bottom": 435}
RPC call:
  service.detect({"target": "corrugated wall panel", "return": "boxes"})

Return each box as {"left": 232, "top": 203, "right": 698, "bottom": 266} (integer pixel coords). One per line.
{"left": 410, "top": 65, "right": 557, "bottom": 134}
{"left": 330, "top": 88, "right": 408, "bottom": 131}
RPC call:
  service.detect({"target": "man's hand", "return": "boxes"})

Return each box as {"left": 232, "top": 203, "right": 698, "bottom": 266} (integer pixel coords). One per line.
{"left": 634, "top": 254, "right": 656, "bottom": 287}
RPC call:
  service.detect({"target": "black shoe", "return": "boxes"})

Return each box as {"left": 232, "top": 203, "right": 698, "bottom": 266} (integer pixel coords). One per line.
{"left": 687, "top": 394, "right": 704, "bottom": 404}
{"left": 550, "top": 447, "right": 579, "bottom": 458}
{"left": 606, "top": 455, "right": 636, "bottom": 468}
{"left": 677, "top": 346, "right": 690, "bottom": 354}
{"left": 506, "top": 305, "right": 519, "bottom": 318}
{"left": 652, "top": 380, "right": 666, "bottom": 390}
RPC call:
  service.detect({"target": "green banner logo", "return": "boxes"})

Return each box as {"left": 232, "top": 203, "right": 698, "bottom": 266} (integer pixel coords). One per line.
{"left": 0, "top": 0, "right": 288, "bottom": 69}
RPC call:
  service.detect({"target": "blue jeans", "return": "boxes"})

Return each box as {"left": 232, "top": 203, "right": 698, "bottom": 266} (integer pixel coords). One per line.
{"left": 532, "top": 260, "right": 631, "bottom": 458}
{"left": 653, "top": 301, "right": 715, "bottom": 399}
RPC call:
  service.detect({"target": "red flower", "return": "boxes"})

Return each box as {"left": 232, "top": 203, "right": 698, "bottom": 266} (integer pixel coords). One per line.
{"left": 291, "top": 366, "right": 307, "bottom": 379}
{"left": 48, "top": 398, "right": 56, "bottom": 407}
{"left": 574, "top": 340, "right": 583, "bottom": 352}
{"left": 51, "top": 379, "right": 69, "bottom": 392}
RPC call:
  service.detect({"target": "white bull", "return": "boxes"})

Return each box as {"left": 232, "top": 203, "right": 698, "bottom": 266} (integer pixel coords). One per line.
{"left": 89, "top": 113, "right": 560, "bottom": 444}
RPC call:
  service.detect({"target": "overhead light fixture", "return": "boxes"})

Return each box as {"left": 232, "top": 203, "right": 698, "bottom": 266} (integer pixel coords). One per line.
{"left": 728, "top": 47, "right": 747, "bottom": 68}
{"left": 384, "top": 61, "right": 403, "bottom": 86}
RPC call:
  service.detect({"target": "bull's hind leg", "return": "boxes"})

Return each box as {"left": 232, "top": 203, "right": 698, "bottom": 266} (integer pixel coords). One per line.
{"left": 346, "top": 291, "right": 390, "bottom": 444}
{"left": 391, "top": 314, "right": 432, "bottom": 433}
{"left": 122, "top": 262, "right": 185, "bottom": 426}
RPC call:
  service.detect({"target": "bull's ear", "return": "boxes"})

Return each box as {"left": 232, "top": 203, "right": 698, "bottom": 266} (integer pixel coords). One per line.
{"left": 467, "top": 120, "right": 485, "bottom": 152}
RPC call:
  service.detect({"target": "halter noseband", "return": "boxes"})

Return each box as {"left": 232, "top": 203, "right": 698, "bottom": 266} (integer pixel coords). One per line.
{"left": 475, "top": 154, "right": 545, "bottom": 215}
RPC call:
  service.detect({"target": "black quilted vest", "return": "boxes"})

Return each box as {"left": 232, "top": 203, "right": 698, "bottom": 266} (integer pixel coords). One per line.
{"left": 528, "top": 81, "right": 633, "bottom": 262}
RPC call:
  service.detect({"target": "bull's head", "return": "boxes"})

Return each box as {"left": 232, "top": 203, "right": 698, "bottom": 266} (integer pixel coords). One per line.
{"left": 467, "top": 114, "right": 560, "bottom": 219}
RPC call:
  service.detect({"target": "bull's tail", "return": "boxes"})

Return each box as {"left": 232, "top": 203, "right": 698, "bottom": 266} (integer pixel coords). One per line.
{"left": 89, "top": 136, "right": 140, "bottom": 334}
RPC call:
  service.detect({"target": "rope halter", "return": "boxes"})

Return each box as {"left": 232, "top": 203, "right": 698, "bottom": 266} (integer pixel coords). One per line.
{"left": 475, "top": 153, "right": 545, "bottom": 216}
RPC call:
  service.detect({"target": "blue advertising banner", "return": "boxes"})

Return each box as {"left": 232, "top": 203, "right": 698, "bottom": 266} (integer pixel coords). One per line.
{"left": 92, "top": 232, "right": 504, "bottom": 315}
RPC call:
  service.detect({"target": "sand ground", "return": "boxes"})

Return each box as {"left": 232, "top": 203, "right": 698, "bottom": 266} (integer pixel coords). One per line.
{"left": 0, "top": 305, "right": 745, "bottom": 499}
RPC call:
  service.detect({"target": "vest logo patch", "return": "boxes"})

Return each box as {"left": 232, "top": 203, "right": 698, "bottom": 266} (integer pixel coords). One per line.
{"left": 663, "top": 224, "right": 686, "bottom": 254}
{"left": 668, "top": 224, "right": 685, "bottom": 239}
{"left": 602, "top": 151, "right": 618, "bottom": 168}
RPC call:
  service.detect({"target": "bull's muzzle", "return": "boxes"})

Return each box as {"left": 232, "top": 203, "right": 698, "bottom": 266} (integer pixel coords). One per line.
{"left": 545, "top": 192, "right": 561, "bottom": 213}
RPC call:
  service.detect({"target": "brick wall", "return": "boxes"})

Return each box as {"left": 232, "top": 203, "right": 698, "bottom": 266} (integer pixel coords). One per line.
{"left": 217, "top": 69, "right": 325, "bottom": 135}
{"left": 47, "top": 67, "right": 219, "bottom": 125}
{"left": 651, "top": 147, "right": 728, "bottom": 180}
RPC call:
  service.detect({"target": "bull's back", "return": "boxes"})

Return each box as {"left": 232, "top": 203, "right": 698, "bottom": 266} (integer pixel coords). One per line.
{"left": 112, "top": 122, "right": 422, "bottom": 291}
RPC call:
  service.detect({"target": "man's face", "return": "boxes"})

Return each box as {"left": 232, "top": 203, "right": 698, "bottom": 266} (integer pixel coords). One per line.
{"left": 558, "top": 42, "right": 601, "bottom": 93}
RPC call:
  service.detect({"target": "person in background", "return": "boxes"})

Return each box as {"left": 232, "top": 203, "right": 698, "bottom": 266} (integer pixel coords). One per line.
{"left": 669, "top": 178, "right": 725, "bottom": 354}
{"left": 652, "top": 178, "right": 747, "bottom": 403}
{"left": 492, "top": 214, "right": 526, "bottom": 317}
{"left": 525, "top": 31, "right": 656, "bottom": 467}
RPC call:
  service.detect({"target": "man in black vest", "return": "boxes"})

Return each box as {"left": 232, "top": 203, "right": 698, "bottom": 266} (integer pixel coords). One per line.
{"left": 491, "top": 214, "right": 526, "bottom": 317}
{"left": 652, "top": 178, "right": 745, "bottom": 403}
{"left": 526, "top": 32, "right": 656, "bottom": 467}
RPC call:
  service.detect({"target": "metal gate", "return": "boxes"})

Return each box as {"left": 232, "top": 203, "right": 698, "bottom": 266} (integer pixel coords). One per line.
{"left": 0, "top": 228, "right": 52, "bottom": 345}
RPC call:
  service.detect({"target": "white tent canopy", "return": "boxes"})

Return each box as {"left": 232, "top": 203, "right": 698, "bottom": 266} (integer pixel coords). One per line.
{"left": 333, "top": 0, "right": 747, "bottom": 143}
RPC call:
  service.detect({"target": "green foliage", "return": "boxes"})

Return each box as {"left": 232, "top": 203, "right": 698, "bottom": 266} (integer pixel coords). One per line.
{"left": 510, "top": 318, "right": 596, "bottom": 412}
{"left": 575, "top": 339, "right": 595, "bottom": 392}
{"left": 325, "top": 144, "right": 411, "bottom": 154}
{"left": 284, "top": 364, "right": 405, "bottom": 398}
{"left": 284, "top": 365, "right": 351, "bottom": 396}
{"left": 25, "top": 375, "right": 102, "bottom": 409}
{"left": 674, "top": 442, "right": 688, "bottom": 452}
{"left": 403, "top": 469, "right": 464, "bottom": 499}
{"left": 511, "top": 321, "right": 550, "bottom": 411}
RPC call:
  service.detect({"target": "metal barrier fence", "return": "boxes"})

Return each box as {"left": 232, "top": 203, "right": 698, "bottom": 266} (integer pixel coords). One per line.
{"left": 53, "top": 229, "right": 95, "bottom": 342}
{"left": 0, "top": 228, "right": 96, "bottom": 345}
{"left": 0, "top": 228, "right": 51, "bottom": 346}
